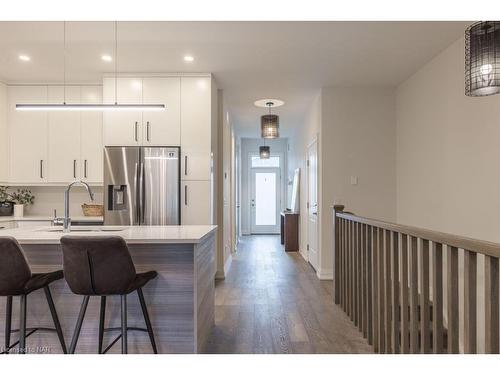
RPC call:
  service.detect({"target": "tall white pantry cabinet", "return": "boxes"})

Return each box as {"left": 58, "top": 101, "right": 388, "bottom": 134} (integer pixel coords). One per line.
{"left": 103, "top": 74, "right": 216, "bottom": 225}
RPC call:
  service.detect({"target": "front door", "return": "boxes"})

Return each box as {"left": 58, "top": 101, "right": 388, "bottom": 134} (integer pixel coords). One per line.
{"left": 250, "top": 167, "right": 281, "bottom": 234}
{"left": 307, "top": 139, "right": 319, "bottom": 270}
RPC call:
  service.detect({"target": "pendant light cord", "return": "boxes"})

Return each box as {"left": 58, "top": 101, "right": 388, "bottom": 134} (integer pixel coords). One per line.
{"left": 115, "top": 21, "right": 118, "bottom": 105}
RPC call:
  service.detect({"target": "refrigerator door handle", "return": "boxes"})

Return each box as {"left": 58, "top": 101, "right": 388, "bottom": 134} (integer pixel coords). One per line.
{"left": 139, "top": 162, "right": 145, "bottom": 224}
{"left": 134, "top": 162, "right": 140, "bottom": 224}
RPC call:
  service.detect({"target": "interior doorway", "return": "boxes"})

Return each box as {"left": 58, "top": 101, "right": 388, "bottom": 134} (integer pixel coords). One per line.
{"left": 307, "top": 138, "right": 319, "bottom": 270}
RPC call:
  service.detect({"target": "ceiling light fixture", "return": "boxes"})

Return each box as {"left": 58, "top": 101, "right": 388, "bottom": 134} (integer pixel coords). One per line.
{"left": 18, "top": 55, "right": 31, "bottom": 62}
{"left": 465, "top": 21, "right": 500, "bottom": 97}
{"left": 259, "top": 145, "right": 270, "bottom": 159}
{"left": 184, "top": 55, "right": 194, "bottom": 62}
{"left": 16, "top": 22, "right": 166, "bottom": 112}
{"left": 101, "top": 54, "right": 112, "bottom": 62}
{"left": 261, "top": 101, "right": 279, "bottom": 139}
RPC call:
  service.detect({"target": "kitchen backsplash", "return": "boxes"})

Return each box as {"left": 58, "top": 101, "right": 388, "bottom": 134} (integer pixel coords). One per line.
{"left": 12, "top": 186, "right": 103, "bottom": 217}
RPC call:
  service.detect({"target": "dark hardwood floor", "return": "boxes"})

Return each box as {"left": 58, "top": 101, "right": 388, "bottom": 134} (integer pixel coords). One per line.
{"left": 203, "top": 235, "right": 373, "bottom": 354}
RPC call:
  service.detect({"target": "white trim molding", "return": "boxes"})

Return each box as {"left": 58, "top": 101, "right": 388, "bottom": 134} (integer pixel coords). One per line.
{"left": 316, "top": 268, "right": 333, "bottom": 280}
{"left": 215, "top": 253, "right": 233, "bottom": 280}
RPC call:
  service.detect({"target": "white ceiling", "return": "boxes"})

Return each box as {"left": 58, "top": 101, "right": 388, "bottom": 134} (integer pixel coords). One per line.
{"left": 0, "top": 21, "right": 469, "bottom": 136}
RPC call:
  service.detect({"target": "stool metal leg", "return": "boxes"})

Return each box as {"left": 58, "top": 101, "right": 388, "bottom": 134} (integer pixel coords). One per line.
{"left": 19, "top": 294, "right": 27, "bottom": 354}
{"left": 69, "top": 295, "right": 90, "bottom": 354}
{"left": 121, "top": 295, "right": 127, "bottom": 354}
{"left": 98, "top": 296, "right": 106, "bottom": 354}
{"left": 4, "top": 296, "right": 12, "bottom": 354}
{"left": 44, "top": 286, "right": 67, "bottom": 354}
{"left": 137, "top": 288, "right": 157, "bottom": 353}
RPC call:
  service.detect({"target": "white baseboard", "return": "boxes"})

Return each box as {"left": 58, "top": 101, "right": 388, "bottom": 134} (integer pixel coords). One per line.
{"left": 316, "top": 269, "right": 333, "bottom": 280}
{"left": 215, "top": 253, "right": 233, "bottom": 280}
{"left": 299, "top": 249, "right": 308, "bottom": 261}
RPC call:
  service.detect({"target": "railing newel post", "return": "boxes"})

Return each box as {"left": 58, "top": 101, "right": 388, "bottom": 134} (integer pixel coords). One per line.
{"left": 333, "top": 204, "right": 345, "bottom": 305}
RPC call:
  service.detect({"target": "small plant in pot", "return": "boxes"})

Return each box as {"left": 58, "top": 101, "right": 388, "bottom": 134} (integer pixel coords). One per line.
{"left": 0, "top": 186, "right": 14, "bottom": 216}
{"left": 10, "top": 188, "right": 35, "bottom": 218}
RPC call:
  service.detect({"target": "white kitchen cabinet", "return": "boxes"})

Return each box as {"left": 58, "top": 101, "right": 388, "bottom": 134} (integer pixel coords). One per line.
{"left": 81, "top": 86, "right": 103, "bottom": 183}
{"left": 181, "top": 180, "right": 212, "bottom": 225}
{"left": 8, "top": 86, "right": 48, "bottom": 184}
{"left": 103, "top": 77, "right": 143, "bottom": 146}
{"left": 142, "top": 77, "right": 180, "bottom": 146}
{"left": 180, "top": 77, "right": 211, "bottom": 153}
{"left": 181, "top": 151, "right": 212, "bottom": 181}
{"left": 47, "top": 86, "right": 82, "bottom": 183}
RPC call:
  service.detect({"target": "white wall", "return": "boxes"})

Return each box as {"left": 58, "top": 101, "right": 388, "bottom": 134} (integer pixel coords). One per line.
{"left": 320, "top": 86, "right": 397, "bottom": 277}
{"left": 0, "top": 82, "right": 7, "bottom": 184}
{"left": 240, "top": 137, "right": 288, "bottom": 235}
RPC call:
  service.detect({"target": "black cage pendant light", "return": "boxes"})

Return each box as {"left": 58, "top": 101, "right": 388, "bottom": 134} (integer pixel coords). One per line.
{"left": 465, "top": 21, "right": 500, "bottom": 97}
{"left": 259, "top": 145, "right": 270, "bottom": 159}
{"left": 261, "top": 102, "right": 279, "bottom": 138}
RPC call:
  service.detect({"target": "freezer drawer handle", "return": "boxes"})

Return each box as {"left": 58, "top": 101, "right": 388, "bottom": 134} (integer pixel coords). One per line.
{"left": 184, "top": 185, "right": 188, "bottom": 205}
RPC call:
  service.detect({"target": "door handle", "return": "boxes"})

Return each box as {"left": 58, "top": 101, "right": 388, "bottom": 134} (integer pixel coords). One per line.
{"left": 73, "top": 160, "right": 77, "bottom": 178}
{"left": 139, "top": 162, "right": 145, "bottom": 224}
{"left": 40, "top": 160, "right": 44, "bottom": 179}
{"left": 146, "top": 121, "right": 151, "bottom": 142}
{"left": 84, "top": 159, "right": 88, "bottom": 178}
{"left": 134, "top": 121, "right": 139, "bottom": 142}
{"left": 184, "top": 155, "right": 188, "bottom": 175}
{"left": 184, "top": 185, "right": 188, "bottom": 205}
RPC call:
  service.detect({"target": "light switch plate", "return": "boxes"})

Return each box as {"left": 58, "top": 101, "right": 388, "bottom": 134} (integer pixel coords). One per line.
{"left": 350, "top": 176, "right": 358, "bottom": 185}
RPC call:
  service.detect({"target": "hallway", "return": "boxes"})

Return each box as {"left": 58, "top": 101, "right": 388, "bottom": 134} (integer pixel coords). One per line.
{"left": 204, "top": 235, "right": 373, "bottom": 353}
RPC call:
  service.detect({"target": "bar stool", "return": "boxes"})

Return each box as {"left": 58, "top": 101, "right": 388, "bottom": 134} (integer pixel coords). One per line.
{"left": 60, "top": 236, "right": 158, "bottom": 354}
{"left": 0, "top": 237, "right": 67, "bottom": 354}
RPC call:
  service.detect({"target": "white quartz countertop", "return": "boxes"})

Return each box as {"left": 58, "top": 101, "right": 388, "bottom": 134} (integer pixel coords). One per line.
{"left": 0, "top": 225, "right": 218, "bottom": 245}
{"left": 0, "top": 215, "right": 103, "bottom": 223}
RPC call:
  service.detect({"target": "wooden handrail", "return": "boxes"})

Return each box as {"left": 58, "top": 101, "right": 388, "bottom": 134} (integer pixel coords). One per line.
{"left": 332, "top": 205, "right": 500, "bottom": 354}
{"left": 336, "top": 211, "right": 500, "bottom": 259}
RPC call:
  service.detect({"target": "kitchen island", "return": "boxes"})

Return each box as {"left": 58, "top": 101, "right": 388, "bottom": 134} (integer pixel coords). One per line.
{"left": 0, "top": 225, "right": 217, "bottom": 354}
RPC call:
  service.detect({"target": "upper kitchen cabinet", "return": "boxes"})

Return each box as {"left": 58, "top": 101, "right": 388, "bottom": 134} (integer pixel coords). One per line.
{"left": 142, "top": 77, "right": 181, "bottom": 146}
{"left": 180, "top": 76, "right": 211, "bottom": 152}
{"left": 47, "top": 86, "right": 82, "bottom": 183}
{"left": 80, "top": 86, "right": 103, "bottom": 184}
{"left": 103, "top": 77, "right": 143, "bottom": 146}
{"left": 8, "top": 86, "right": 48, "bottom": 184}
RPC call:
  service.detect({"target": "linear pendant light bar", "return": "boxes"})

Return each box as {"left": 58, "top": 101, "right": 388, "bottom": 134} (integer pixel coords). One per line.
{"left": 16, "top": 103, "right": 166, "bottom": 111}
{"left": 16, "top": 21, "right": 166, "bottom": 112}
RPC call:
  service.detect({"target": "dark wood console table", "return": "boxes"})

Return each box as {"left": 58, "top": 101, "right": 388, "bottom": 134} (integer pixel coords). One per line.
{"left": 280, "top": 211, "right": 299, "bottom": 252}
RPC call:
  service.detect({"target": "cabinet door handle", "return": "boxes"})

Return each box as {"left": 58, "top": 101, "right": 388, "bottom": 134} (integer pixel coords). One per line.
{"left": 40, "top": 160, "right": 44, "bottom": 179}
{"left": 146, "top": 121, "right": 151, "bottom": 142}
{"left": 134, "top": 121, "right": 139, "bottom": 142}
{"left": 84, "top": 159, "right": 88, "bottom": 178}
{"left": 73, "top": 160, "right": 77, "bottom": 178}
{"left": 184, "top": 185, "right": 188, "bottom": 206}
{"left": 184, "top": 155, "right": 188, "bottom": 175}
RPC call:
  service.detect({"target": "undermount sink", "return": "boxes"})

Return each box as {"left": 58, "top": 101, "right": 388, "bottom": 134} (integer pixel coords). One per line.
{"left": 40, "top": 227, "right": 125, "bottom": 233}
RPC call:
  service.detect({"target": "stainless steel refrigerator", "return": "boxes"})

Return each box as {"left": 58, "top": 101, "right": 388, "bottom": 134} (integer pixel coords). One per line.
{"left": 104, "top": 146, "right": 180, "bottom": 225}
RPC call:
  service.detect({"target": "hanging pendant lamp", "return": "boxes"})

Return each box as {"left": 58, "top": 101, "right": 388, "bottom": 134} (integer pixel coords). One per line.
{"left": 465, "top": 21, "right": 500, "bottom": 97}
{"left": 259, "top": 145, "right": 270, "bottom": 159}
{"left": 16, "top": 21, "right": 166, "bottom": 111}
{"left": 261, "top": 101, "right": 279, "bottom": 139}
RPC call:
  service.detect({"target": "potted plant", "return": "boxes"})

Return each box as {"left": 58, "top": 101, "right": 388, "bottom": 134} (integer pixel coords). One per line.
{"left": 10, "top": 188, "right": 35, "bottom": 217}
{"left": 0, "top": 186, "right": 14, "bottom": 216}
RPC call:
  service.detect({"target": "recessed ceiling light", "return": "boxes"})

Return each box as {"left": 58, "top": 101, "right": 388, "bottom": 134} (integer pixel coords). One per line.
{"left": 101, "top": 54, "right": 112, "bottom": 62}
{"left": 184, "top": 55, "right": 194, "bottom": 62}
{"left": 18, "top": 55, "right": 30, "bottom": 62}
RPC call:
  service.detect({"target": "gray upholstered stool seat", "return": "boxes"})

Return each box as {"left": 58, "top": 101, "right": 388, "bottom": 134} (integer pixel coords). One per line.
{"left": 0, "top": 236, "right": 67, "bottom": 354}
{"left": 60, "top": 235, "right": 158, "bottom": 354}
